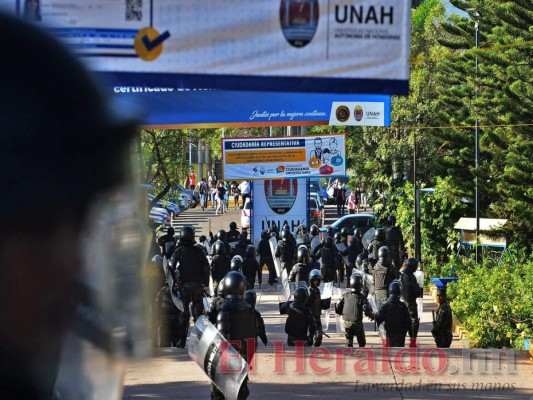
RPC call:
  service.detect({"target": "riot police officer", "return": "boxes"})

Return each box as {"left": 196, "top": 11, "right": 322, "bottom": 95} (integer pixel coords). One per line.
{"left": 158, "top": 226, "right": 177, "bottom": 259}
{"left": 432, "top": 288, "right": 453, "bottom": 348}
{"left": 234, "top": 233, "right": 248, "bottom": 259}
{"left": 242, "top": 245, "right": 261, "bottom": 289}
{"left": 307, "top": 269, "right": 330, "bottom": 346}
{"left": 401, "top": 258, "right": 423, "bottom": 347}
{"left": 169, "top": 225, "right": 210, "bottom": 347}
{"left": 345, "top": 228, "right": 365, "bottom": 262}
{"left": 258, "top": 230, "right": 277, "bottom": 285}
{"left": 275, "top": 229, "right": 296, "bottom": 275}
{"left": 289, "top": 246, "right": 313, "bottom": 284}
{"left": 335, "top": 274, "right": 372, "bottom": 347}
{"left": 385, "top": 215, "right": 405, "bottom": 271}
{"left": 210, "top": 229, "right": 231, "bottom": 257}
{"left": 210, "top": 241, "right": 231, "bottom": 296}
{"left": 372, "top": 246, "right": 396, "bottom": 310}
{"left": 310, "top": 224, "right": 321, "bottom": 252}
{"left": 243, "top": 290, "right": 268, "bottom": 348}
{"left": 227, "top": 221, "right": 241, "bottom": 241}
{"left": 315, "top": 236, "right": 338, "bottom": 283}
{"left": 375, "top": 280, "right": 412, "bottom": 347}
{"left": 155, "top": 280, "right": 183, "bottom": 347}
{"left": 214, "top": 272, "right": 257, "bottom": 400}
{"left": 367, "top": 228, "right": 389, "bottom": 267}
{"left": 281, "top": 287, "right": 316, "bottom": 346}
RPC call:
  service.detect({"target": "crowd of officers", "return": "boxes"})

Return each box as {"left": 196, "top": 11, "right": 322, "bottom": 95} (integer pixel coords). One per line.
{"left": 149, "top": 217, "right": 453, "bottom": 399}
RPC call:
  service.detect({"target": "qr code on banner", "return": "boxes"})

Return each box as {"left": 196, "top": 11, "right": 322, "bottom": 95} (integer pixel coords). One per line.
{"left": 126, "top": 0, "right": 143, "bottom": 21}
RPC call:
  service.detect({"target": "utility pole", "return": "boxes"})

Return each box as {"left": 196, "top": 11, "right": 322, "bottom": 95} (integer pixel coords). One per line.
{"left": 467, "top": 8, "right": 482, "bottom": 263}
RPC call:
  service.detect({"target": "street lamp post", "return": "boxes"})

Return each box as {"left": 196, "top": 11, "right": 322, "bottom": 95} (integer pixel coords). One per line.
{"left": 467, "top": 8, "right": 481, "bottom": 263}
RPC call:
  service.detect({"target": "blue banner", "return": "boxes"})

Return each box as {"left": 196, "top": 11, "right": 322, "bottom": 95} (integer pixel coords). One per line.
{"left": 97, "top": 72, "right": 391, "bottom": 128}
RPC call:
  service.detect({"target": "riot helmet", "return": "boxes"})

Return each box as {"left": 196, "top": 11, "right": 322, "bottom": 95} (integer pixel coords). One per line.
{"left": 238, "top": 233, "right": 246, "bottom": 242}
{"left": 293, "top": 287, "right": 309, "bottom": 305}
{"left": 229, "top": 221, "right": 237, "bottom": 230}
{"left": 231, "top": 255, "right": 243, "bottom": 271}
{"left": 350, "top": 274, "right": 363, "bottom": 291}
{"left": 281, "top": 229, "right": 290, "bottom": 240}
{"left": 387, "top": 215, "right": 396, "bottom": 226}
{"left": 326, "top": 226, "right": 334, "bottom": 237}
{"left": 354, "top": 228, "right": 362, "bottom": 238}
{"left": 389, "top": 280, "right": 402, "bottom": 296}
{"left": 334, "top": 232, "right": 342, "bottom": 243}
{"left": 340, "top": 227, "right": 349, "bottom": 238}
{"left": 404, "top": 258, "right": 418, "bottom": 275}
{"left": 214, "top": 240, "right": 226, "bottom": 256}
{"left": 243, "top": 290, "right": 257, "bottom": 309}
{"left": 309, "top": 269, "right": 321, "bottom": 283}
{"left": 217, "top": 279, "right": 226, "bottom": 298}
{"left": 324, "top": 236, "right": 334, "bottom": 248}
{"left": 217, "top": 229, "right": 227, "bottom": 242}
{"left": 355, "top": 253, "right": 367, "bottom": 267}
{"left": 261, "top": 230, "right": 268, "bottom": 240}
{"left": 310, "top": 225, "right": 319, "bottom": 236}
{"left": 377, "top": 246, "right": 390, "bottom": 263}
{"left": 223, "top": 271, "right": 247, "bottom": 299}
{"left": 246, "top": 244, "right": 255, "bottom": 258}
{"left": 167, "top": 227, "right": 175, "bottom": 236}
{"left": 199, "top": 235, "right": 207, "bottom": 243}
{"left": 180, "top": 225, "right": 195, "bottom": 244}
{"left": 297, "top": 246, "right": 309, "bottom": 263}
{"left": 374, "top": 228, "right": 385, "bottom": 242}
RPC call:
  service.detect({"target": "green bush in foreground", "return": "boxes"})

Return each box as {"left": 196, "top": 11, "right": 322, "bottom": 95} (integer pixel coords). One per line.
{"left": 447, "top": 247, "right": 533, "bottom": 349}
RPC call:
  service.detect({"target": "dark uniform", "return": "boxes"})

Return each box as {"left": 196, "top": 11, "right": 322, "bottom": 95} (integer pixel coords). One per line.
{"left": 148, "top": 256, "right": 168, "bottom": 347}
{"left": 158, "top": 228, "right": 176, "bottom": 259}
{"left": 170, "top": 226, "right": 210, "bottom": 347}
{"left": 289, "top": 246, "right": 312, "bottom": 284}
{"left": 242, "top": 249, "right": 261, "bottom": 289}
{"left": 307, "top": 283, "right": 329, "bottom": 347}
{"left": 385, "top": 215, "right": 405, "bottom": 271}
{"left": 367, "top": 228, "right": 389, "bottom": 267}
{"left": 244, "top": 290, "right": 268, "bottom": 348}
{"left": 335, "top": 276, "right": 371, "bottom": 347}
{"left": 432, "top": 289, "right": 453, "bottom": 348}
{"left": 373, "top": 246, "right": 397, "bottom": 310}
{"left": 211, "top": 254, "right": 231, "bottom": 296}
{"left": 275, "top": 232, "right": 296, "bottom": 275}
{"left": 213, "top": 272, "right": 257, "bottom": 400}
{"left": 227, "top": 222, "right": 240, "bottom": 242}
{"left": 315, "top": 237, "right": 338, "bottom": 283}
{"left": 401, "top": 259, "right": 423, "bottom": 347}
{"left": 258, "top": 231, "right": 277, "bottom": 285}
{"left": 375, "top": 281, "right": 411, "bottom": 347}
{"left": 281, "top": 288, "right": 316, "bottom": 346}
{"left": 156, "top": 284, "right": 183, "bottom": 347}
{"left": 233, "top": 232, "right": 247, "bottom": 259}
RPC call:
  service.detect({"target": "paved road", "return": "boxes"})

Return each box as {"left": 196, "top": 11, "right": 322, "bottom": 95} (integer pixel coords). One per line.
{"left": 131, "top": 205, "right": 533, "bottom": 399}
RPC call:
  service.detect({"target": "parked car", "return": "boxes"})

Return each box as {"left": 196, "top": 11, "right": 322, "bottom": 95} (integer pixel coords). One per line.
{"left": 241, "top": 197, "right": 251, "bottom": 230}
{"left": 149, "top": 207, "right": 171, "bottom": 226}
{"left": 309, "top": 178, "right": 327, "bottom": 200}
{"left": 319, "top": 213, "right": 375, "bottom": 236}
{"left": 176, "top": 184, "right": 200, "bottom": 208}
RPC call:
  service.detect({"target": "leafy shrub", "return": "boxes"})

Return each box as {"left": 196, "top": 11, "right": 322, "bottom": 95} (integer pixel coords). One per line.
{"left": 447, "top": 247, "right": 533, "bottom": 349}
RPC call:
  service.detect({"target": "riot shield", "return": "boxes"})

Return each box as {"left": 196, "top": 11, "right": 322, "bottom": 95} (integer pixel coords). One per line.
{"left": 268, "top": 237, "right": 282, "bottom": 277}
{"left": 164, "top": 265, "right": 184, "bottom": 312}
{"left": 362, "top": 228, "right": 375, "bottom": 250}
{"left": 280, "top": 269, "right": 291, "bottom": 302}
{"left": 202, "top": 295, "right": 212, "bottom": 315}
{"left": 319, "top": 281, "right": 333, "bottom": 300}
{"left": 416, "top": 298, "right": 423, "bottom": 316}
{"left": 364, "top": 272, "right": 375, "bottom": 295}
{"left": 188, "top": 316, "right": 248, "bottom": 400}
{"left": 368, "top": 295, "right": 378, "bottom": 314}
{"left": 321, "top": 306, "right": 331, "bottom": 332}
{"left": 310, "top": 235, "right": 320, "bottom": 252}
{"left": 335, "top": 313, "right": 344, "bottom": 335}
{"left": 335, "top": 242, "right": 350, "bottom": 266}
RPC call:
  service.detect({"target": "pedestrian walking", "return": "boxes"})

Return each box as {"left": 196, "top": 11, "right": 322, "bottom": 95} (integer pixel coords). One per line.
{"left": 215, "top": 181, "right": 227, "bottom": 215}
